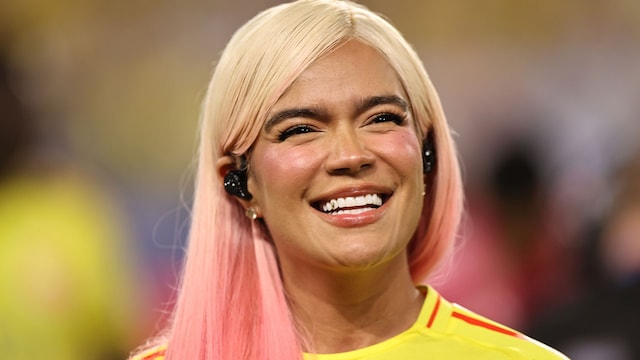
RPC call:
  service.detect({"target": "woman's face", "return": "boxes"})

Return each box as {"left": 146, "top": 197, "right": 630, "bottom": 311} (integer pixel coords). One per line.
{"left": 247, "top": 40, "right": 425, "bottom": 273}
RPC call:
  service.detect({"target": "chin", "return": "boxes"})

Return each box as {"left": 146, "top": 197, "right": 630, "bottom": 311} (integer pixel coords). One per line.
{"left": 328, "top": 244, "right": 401, "bottom": 271}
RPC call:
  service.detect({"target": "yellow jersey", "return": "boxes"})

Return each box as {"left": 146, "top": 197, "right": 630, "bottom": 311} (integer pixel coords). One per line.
{"left": 132, "top": 286, "right": 567, "bottom": 360}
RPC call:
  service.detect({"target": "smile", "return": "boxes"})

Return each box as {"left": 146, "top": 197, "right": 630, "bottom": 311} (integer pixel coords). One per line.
{"left": 318, "top": 194, "right": 385, "bottom": 215}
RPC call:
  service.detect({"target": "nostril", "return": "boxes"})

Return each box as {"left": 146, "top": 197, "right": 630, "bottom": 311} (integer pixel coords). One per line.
{"left": 325, "top": 147, "right": 376, "bottom": 175}
{"left": 327, "top": 157, "right": 374, "bottom": 175}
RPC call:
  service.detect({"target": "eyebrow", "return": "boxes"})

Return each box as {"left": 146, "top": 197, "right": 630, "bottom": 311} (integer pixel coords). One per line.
{"left": 359, "top": 95, "right": 409, "bottom": 114}
{"left": 264, "top": 95, "right": 409, "bottom": 133}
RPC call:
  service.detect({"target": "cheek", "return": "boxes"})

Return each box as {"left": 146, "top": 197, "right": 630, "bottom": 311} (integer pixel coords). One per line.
{"left": 375, "top": 131, "right": 423, "bottom": 173}
{"left": 251, "top": 145, "right": 325, "bottom": 196}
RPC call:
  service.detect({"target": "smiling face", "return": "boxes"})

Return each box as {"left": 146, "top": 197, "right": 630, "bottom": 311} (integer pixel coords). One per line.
{"left": 246, "top": 40, "right": 425, "bottom": 274}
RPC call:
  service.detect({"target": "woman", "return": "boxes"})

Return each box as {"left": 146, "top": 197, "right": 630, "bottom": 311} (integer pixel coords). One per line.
{"left": 132, "top": 1, "right": 568, "bottom": 359}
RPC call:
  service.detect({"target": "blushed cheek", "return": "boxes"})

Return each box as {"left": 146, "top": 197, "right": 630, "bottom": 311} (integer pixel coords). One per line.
{"left": 400, "top": 131, "right": 422, "bottom": 153}
{"left": 257, "top": 146, "right": 325, "bottom": 188}
{"left": 378, "top": 131, "right": 422, "bottom": 170}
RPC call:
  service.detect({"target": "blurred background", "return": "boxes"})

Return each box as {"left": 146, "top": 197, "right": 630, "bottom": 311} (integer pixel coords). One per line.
{"left": 1, "top": 0, "right": 639, "bottom": 359}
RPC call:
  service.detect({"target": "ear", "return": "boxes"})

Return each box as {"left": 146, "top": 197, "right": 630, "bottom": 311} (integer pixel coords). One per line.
{"left": 217, "top": 155, "right": 254, "bottom": 207}
{"left": 217, "top": 155, "right": 237, "bottom": 183}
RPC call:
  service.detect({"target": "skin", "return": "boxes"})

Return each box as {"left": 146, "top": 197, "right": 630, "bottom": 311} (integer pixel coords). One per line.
{"left": 219, "top": 40, "right": 427, "bottom": 353}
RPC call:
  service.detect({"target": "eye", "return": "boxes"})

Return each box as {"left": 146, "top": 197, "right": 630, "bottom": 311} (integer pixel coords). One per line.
{"left": 370, "top": 112, "right": 406, "bottom": 125}
{"left": 278, "top": 124, "right": 317, "bottom": 141}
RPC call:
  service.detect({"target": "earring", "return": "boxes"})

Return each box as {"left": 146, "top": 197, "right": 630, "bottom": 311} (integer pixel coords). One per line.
{"left": 223, "top": 169, "right": 253, "bottom": 200}
{"left": 422, "top": 135, "right": 436, "bottom": 174}
{"left": 245, "top": 207, "right": 258, "bottom": 220}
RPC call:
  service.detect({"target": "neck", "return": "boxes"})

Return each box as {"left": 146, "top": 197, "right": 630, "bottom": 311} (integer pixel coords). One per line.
{"left": 280, "top": 253, "right": 424, "bottom": 354}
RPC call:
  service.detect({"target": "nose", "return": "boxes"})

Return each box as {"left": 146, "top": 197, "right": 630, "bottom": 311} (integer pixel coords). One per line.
{"left": 324, "top": 129, "right": 375, "bottom": 175}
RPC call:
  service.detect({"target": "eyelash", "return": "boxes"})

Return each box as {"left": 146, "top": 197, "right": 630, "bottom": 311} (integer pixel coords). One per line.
{"left": 276, "top": 112, "right": 407, "bottom": 142}
{"left": 370, "top": 112, "right": 406, "bottom": 125}
{"left": 278, "top": 125, "right": 316, "bottom": 141}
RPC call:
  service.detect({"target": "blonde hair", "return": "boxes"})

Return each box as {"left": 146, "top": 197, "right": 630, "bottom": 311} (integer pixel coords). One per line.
{"left": 135, "top": 1, "right": 464, "bottom": 359}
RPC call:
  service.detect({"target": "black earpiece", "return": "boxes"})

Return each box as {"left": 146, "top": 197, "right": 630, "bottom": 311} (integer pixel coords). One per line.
{"left": 224, "top": 169, "right": 252, "bottom": 200}
{"left": 223, "top": 157, "right": 253, "bottom": 200}
{"left": 422, "top": 134, "right": 436, "bottom": 174}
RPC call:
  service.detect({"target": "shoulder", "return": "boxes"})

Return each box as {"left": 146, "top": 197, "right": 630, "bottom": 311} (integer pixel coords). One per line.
{"left": 446, "top": 303, "right": 569, "bottom": 359}
{"left": 420, "top": 286, "right": 568, "bottom": 359}
{"left": 129, "top": 344, "right": 167, "bottom": 360}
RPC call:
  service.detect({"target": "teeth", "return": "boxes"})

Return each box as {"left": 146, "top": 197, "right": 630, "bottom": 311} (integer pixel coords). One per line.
{"left": 321, "top": 194, "right": 383, "bottom": 213}
{"left": 334, "top": 208, "right": 376, "bottom": 215}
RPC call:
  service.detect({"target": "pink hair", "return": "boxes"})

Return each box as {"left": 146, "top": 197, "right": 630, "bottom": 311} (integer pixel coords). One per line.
{"left": 132, "top": 1, "right": 463, "bottom": 359}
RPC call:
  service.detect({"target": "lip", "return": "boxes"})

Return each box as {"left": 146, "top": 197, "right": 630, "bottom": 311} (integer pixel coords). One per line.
{"left": 309, "top": 184, "right": 393, "bottom": 227}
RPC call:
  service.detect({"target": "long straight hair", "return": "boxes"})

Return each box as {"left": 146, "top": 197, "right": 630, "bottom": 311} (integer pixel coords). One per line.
{"left": 138, "top": 1, "right": 464, "bottom": 359}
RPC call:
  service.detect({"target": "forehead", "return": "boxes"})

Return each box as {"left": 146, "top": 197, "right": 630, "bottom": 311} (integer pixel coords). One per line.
{"left": 275, "top": 40, "right": 406, "bottom": 107}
